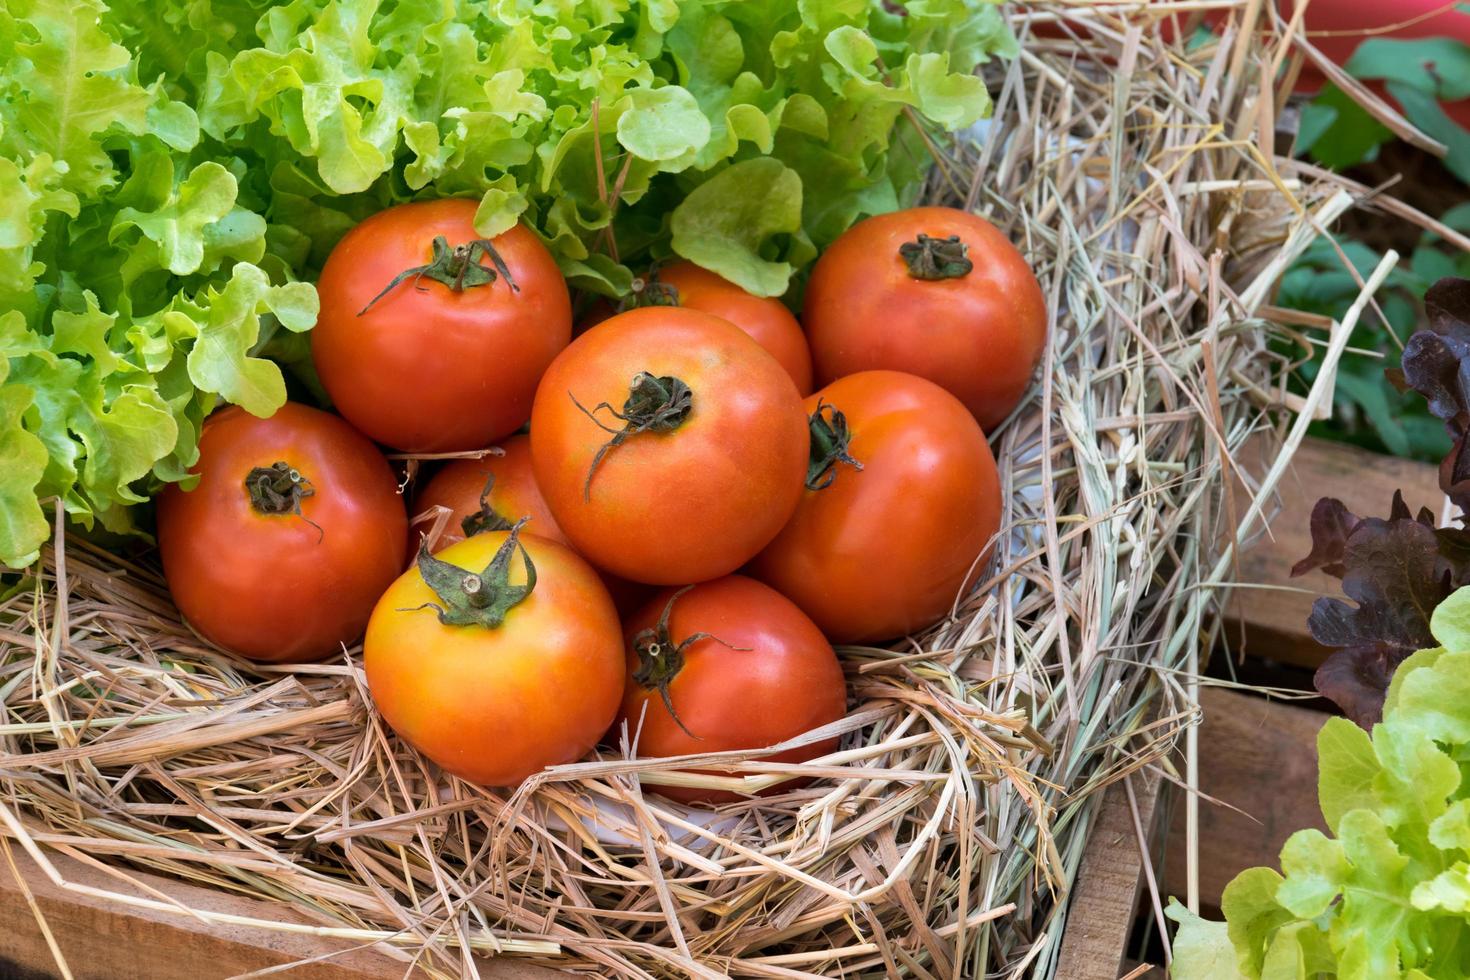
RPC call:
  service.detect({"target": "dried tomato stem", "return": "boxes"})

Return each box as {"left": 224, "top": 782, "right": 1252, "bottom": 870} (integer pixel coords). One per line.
{"left": 245, "top": 462, "right": 313, "bottom": 516}
{"left": 403, "top": 517, "right": 537, "bottom": 629}
{"left": 460, "top": 474, "right": 515, "bottom": 538}
{"left": 573, "top": 372, "right": 693, "bottom": 500}
{"left": 805, "top": 401, "right": 863, "bottom": 491}
{"left": 631, "top": 586, "right": 749, "bottom": 740}
{"left": 899, "top": 233, "right": 972, "bottom": 280}
{"left": 244, "top": 462, "right": 322, "bottom": 540}
{"left": 358, "top": 235, "right": 520, "bottom": 315}
{"left": 622, "top": 265, "right": 681, "bottom": 311}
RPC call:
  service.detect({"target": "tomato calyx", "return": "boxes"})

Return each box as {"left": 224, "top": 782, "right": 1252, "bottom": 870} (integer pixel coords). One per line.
{"left": 572, "top": 372, "right": 693, "bottom": 501}
{"left": 621, "top": 268, "right": 680, "bottom": 311}
{"left": 899, "top": 234, "right": 973, "bottom": 281}
{"left": 357, "top": 235, "right": 521, "bottom": 315}
{"left": 404, "top": 517, "right": 537, "bottom": 629}
{"left": 460, "top": 474, "right": 516, "bottom": 538}
{"left": 805, "top": 400, "right": 863, "bottom": 491}
{"left": 244, "top": 461, "right": 323, "bottom": 537}
{"left": 632, "top": 586, "right": 749, "bottom": 740}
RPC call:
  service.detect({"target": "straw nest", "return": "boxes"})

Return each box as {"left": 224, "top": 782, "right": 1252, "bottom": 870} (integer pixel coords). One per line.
{"left": 0, "top": 3, "right": 1410, "bottom": 977}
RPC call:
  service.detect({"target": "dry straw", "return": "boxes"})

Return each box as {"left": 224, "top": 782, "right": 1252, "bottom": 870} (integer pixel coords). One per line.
{"left": 0, "top": 2, "right": 1413, "bottom": 976}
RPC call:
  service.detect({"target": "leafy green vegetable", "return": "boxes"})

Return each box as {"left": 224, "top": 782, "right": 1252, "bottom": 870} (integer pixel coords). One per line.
{"left": 1279, "top": 236, "right": 1462, "bottom": 465}
{"left": 0, "top": 0, "right": 1013, "bottom": 567}
{"left": 1292, "top": 278, "right": 1470, "bottom": 726}
{"left": 1299, "top": 37, "right": 1470, "bottom": 180}
{"left": 1172, "top": 584, "right": 1470, "bottom": 979}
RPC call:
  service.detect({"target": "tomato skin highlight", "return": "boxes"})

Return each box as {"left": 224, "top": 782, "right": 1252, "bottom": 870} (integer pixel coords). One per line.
{"left": 312, "top": 199, "right": 572, "bottom": 453}
{"left": 617, "top": 576, "right": 847, "bottom": 805}
{"left": 530, "top": 307, "right": 809, "bottom": 585}
{"left": 653, "top": 262, "right": 813, "bottom": 395}
{"left": 157, "top": 403, "right": 407, "bottom": 663}
{"left": 803, "top": 206, "right": 1047, "bottom": 432}
{"left": 410, "top": 435, "right": 563, "bottom": 554}
{"left": 751, "top": 371, "right": 1002, "bottom": 644}
{"left": 365, "top": 531, "right": 624, "bottom": 787}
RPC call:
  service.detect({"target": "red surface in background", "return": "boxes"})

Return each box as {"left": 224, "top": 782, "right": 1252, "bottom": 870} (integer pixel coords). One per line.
{"left": 1033, "top": 0, "right": 1470, "bottom": 127}
{"left": 1286, "top": 0, "right": 1470, "bottom": 127}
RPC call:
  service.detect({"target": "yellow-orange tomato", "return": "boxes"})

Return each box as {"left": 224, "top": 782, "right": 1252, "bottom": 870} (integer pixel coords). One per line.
{"left": 313, "top": 200, "right": 572, "bottom": 452}
{"left": 409, "top": 435, "right": 562, "bottom": 554}
{"left": 750, "top": 371, "right": 1002, "bottom": 644}
{"left": 530, "top": 307, "right": 809, "bottom": 585}
{"left": 644, "top": 262, "right": 812, "bottom": 395}
{"left": 803, "top": 206, "right": 1047, "bottom": 431}
{"left": 157, "top": 404, "right": 406, "bottom": 663}
{"left": 364, "top": 528, "right": 624, "bottom": 786}
{"left": 616, "top": 576, "right": 847, "bottom": 805}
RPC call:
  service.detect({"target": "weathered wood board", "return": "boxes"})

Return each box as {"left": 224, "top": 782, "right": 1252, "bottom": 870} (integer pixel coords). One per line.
{"left": 1162, "top": 687, "right": 1327, "bottom": 911}
{"left": 1054, "top": 770, "right": 1163, "bottom": 980}
{"left": 0, "top": 848, "right": 565, "bottom": 980}
{"left": 1225, "top": 436, "right": 1442, "bottom": 669}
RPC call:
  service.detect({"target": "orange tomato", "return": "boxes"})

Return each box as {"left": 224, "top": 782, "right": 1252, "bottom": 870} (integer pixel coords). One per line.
{"left": 157, "top": 404, "right": 407, "bottom": 662}
{"left": 409, "top": 435, "right": 652, "bottom": 613}
{"left": 365, "top": 527, "right": 624, "bottom": 786}
{"left": 617, "top": 576, "right": 847, "bottom": 804}
{"left": 640, "top": 262, "right": 813, "bottom": 394}
{"left": 409, "top": 435, "right": 562, "bottom": 554}
{"left": 803, "top": 206, "right": 1047, "bottom": 431}
{"left": 530, "top": 307, "right": 808, "bottom": 585}
{"left": 313, "top": 199, "right": 571, "bottom": 452}
{"left": 751, "top": 371, "right": 1002, "bottom": 644}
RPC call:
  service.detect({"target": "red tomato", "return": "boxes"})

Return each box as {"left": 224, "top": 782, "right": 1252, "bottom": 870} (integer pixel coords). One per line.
{"left": 365, "top": 526, "right": 624, "bottom": 786}
{"left": 157, "top": 404, "right": 407, "bottom": 663}
{"left": 616, "top": 576, "right": 847, "bottom": 804}
{"left": 750, "top": 371, "right": 1002, "bottom": 644}
{"left": 803, "top": 206, "right": 1047, "bottom": 432}
{"left": 530, "top": 307, "right": 808, "bottom": 585}
{"left": 312, "top": 199, "right": 572, "bottom": 453}
{"left": 638, "top": 262, "right": 812, "bottom": 394}
{"left": 409, "top": 434, "right": 653, "bottom": 613}
{"left": 409, "top": 435, "right": 562, "bottom": 554}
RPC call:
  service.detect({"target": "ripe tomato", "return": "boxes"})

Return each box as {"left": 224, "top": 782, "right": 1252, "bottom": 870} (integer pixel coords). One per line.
{"left": 634, "top": 262, "right": 812, "bottom": 394}
{"left": 157, "top": 403, "right": 407, "bottom": 663}
{"left": 312, "top": 199, "right": 571, "bottom": 453}
{"left": 409, "top": 435, "right": 562, "bottom": 554}
{"left": 616, "top": 576, "right": 847, "bottom": 805}
{"left": 530, "top": 307, "right": 808, "bottom": 585}
{"left": 750, "top": 371, "right": 1002, "bottom": 644}
{"left": 803, "top": 206, "right": 1047, "bottom": 432}
{"left": 409, "top": 435, "right": 653, "bottom": 612}
{"left": 365, "top": 525, "right": 624, "bottom": 786}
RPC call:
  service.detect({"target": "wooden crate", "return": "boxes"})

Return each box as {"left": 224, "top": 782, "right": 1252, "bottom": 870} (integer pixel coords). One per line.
{"left": 1054, "top": 435, "right": 1443, "bottom": 974}
{"left": 1165, "top": 435, "right": 1442, "bottom": 913}
{"left": 0, "top": 848, "right": 565, "bottom": 980}
{"left": 14, "top": 437, "right": 1410, "bottom": 979}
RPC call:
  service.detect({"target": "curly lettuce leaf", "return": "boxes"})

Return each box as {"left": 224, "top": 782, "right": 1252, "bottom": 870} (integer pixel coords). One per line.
{"left": 0, "top": 0, "right": 1010, "bottom": 566}
{"left": 1175, "top": 586, "right": 1470, "bottom": 978}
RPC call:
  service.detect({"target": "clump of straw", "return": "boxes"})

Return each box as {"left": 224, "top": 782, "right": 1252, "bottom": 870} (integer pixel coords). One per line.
{"left": 0, "top": 3, "right": 1404, "bottom": 976}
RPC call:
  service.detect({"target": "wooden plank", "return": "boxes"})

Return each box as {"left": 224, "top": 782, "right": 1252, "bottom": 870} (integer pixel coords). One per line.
{"left": 1054, "top": 767, "right": 1163, "bottom": 980}
{"left": 1225, "top": 436, "right": 1441, "bottom": 669}
{"left": 0, "top": 848, "right": 567, "bottom": 980}
{"left": 1164, "top": 687, "right": 1327, "bottom": 909}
